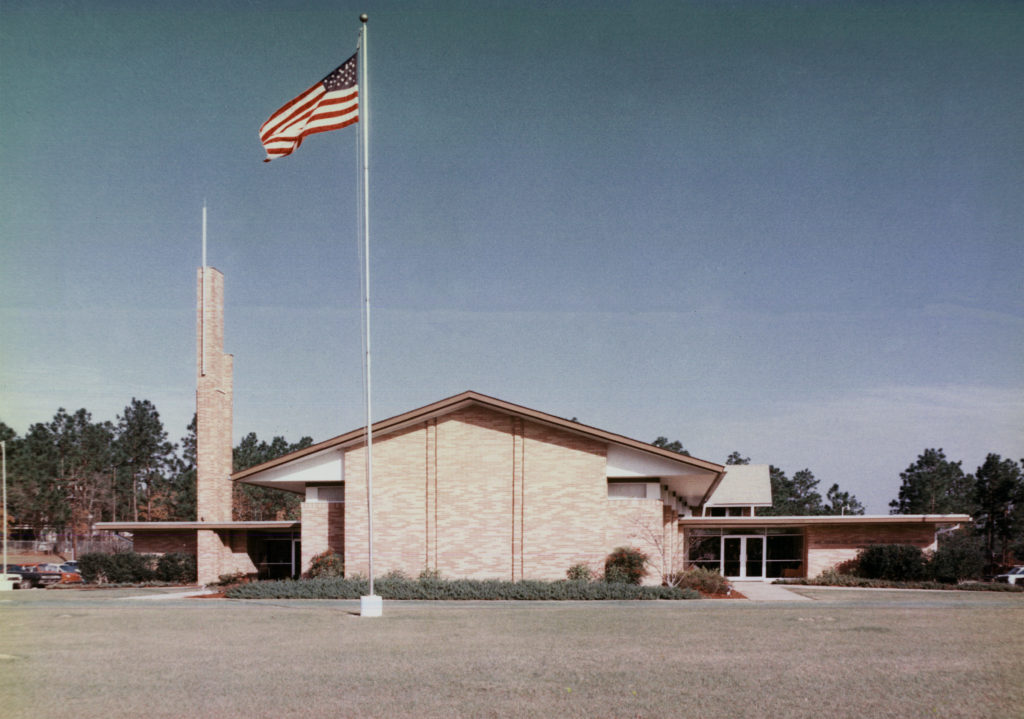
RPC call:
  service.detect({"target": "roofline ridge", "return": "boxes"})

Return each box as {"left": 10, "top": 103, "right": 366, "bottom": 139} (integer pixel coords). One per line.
{"left": 232, "top": 390, "right": 725, "bottom": 481}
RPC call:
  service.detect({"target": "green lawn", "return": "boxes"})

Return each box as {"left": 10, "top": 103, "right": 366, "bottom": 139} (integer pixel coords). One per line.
{"left": 1, "top": 587, "right": 1021, "bottom": 718}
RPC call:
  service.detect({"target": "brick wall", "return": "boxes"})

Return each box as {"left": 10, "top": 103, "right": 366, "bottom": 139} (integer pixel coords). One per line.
{"left": 339, "top": 404, "right": 684, "bottom": 581}
{"left": 806, "top": 523, "right": 938, "bottom": 577}
{"left": 604, "top": 499, "right": 673, "bottom": 585}
{"left": 133, "top": 530, "right": 197, "bottom": 555}
{"left": 301, "top": 502, "right": 345, "bottom": 575}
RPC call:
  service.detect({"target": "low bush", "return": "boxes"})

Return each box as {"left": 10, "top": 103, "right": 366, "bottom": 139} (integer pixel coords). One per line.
{"left": 77, "top": 552, "right": 108, "bottom": 583}
{"left": 778, "top": 571, "right": 1024, "bottom": 592}
{"left": 833, "top": 557, "right": 860, "bottom": 576}
{"left": 566, "top": 563, "right": 593, "bottom": 582}
{"left": 217, "top": 572, "right": 251, "bottom": 586}
{"left": 929, "top": 532, "right": 985, "bottom": 583}
{"left": 78, "top": 551, "right": 157, "bottom": 583}
{"left": 604, "top": 547, "right": 648, "bottom": 585}
{"left": 307, "top": 551, "right": 344, "bottom": 579}
{"left": 418, "top": 567, "right": 443, "bottom": 581}
{"left": 671, "top": 567, "right": 731, "bottom": 595}
{"left": 225, "top": 576, "right": 700, "bottom": 600}
{"left": 857, "top": 544, "right": 927, "bottom": 581}
{"left": 156, "top": 553, "right": 197, "bottom": 583}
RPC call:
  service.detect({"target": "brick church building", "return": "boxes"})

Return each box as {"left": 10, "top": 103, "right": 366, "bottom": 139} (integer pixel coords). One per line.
{"left": 99, "top": 268, "right": 969, "bottom": 585}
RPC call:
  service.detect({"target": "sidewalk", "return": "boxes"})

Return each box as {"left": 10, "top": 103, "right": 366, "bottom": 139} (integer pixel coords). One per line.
{"left": 734, "top": 582, "right": 812, "bottom": 601}
{"left": 122, "top": 588, "right": 218, "bottom": 600}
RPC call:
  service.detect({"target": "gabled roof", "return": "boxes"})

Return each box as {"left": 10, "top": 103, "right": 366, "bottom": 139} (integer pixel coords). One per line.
{"left": 233, "top": 390, "right": 725, "bottom": 488}
{"left": 704, "top": 464, "right": 773, "bottom": 507}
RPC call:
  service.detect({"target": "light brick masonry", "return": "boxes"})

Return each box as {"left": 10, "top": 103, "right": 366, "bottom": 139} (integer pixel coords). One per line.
{"left": 341, "top": 405, "right": 671, "bottom": 582}
{"left": 195, "top": 268, "right": 235, "bottom": 584}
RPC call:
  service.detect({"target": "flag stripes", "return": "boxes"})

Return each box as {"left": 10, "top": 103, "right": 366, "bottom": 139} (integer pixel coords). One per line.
{"left": 260, "top": 53, "right": 359, "bottom": 162}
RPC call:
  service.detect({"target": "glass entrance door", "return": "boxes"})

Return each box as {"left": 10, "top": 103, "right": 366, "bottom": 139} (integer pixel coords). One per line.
{"left": 721, "top": 535, "right": 764, "bottom": 579}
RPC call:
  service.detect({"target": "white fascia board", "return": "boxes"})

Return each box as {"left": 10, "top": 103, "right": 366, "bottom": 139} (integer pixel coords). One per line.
{"left": 606, "top": 445, "right": 717, "bottom": 507}
{"left": 606, "top": 445, "right": 713, "bottom": 478}
{"left": 240, "top": 448, "right": 343, "bottom": 491}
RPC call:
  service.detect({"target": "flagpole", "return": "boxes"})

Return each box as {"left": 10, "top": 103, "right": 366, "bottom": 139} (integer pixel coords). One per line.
{"left": 358, "top": 13, "right": 381, "bottom": 617}
{"left": 2, "top": 441, "right": 8, "bottom": 590}
{"left": 201, "top": 202, "right": 207, "bottom": 377}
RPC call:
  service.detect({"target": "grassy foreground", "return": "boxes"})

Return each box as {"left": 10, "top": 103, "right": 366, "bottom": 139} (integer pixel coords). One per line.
{"left": 1, "top": 587, "right": 1021, "bottom": 718}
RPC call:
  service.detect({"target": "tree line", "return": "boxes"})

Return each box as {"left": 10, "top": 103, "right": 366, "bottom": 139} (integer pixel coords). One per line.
{"left": 4, "top": 405, "right": 1020, "bottom": 570}
{"left": 0, "top": 399, "right": 312, "bottom": 539}
{"left": 889, "top": 448, "right": 1023, "bottom": 567}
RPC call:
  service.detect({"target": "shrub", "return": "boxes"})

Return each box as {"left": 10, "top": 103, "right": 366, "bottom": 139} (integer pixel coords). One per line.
{"left": 671, "top": 567, "right": 731, "bottom": 595}
{"left": 418, "top": 567, "right": 443, "bottom": 581}
{"left": 307, "top": 551, "right": 344, "bottom": 578}
{"left": 779, "top": 572, "right": 1024, "bottom": 593}
{"left": 929, "top": 532, "right": 985, "bottom": 584}
{"left": 156, "top": 553, "right": 197, "bottom": 583}
{"left": 108, "top": 552, "right": 157, "bottom": 583}
{"left": 604, "top": 546, "right": 648, "bottom": 585}
{"left": 225, "top": 576, "right": 701, "bottom": 600}
{"left": 857, "top": 544, "right": 927, "bottom": 581}
{"left": 217, "top": 572, "right": 249, "bottom": 586}
{"left": 566, "top": 563, "right": 593, "bottom": 582}
{"left": 77, "top": 552, "right": 110, "bottom": 583}
{"left": 78, "top": 551, "right": 156, "bottom": 583}
{"left": 833, "top": 557, "right": 860, "bottom": 576}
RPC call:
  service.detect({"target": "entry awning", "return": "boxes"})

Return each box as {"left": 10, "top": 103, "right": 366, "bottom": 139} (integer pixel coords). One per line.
{"left": 678, "top": 514, "right": 970, "bottom": 528}
{"left": 95, "top": 520, "right": 301, "bottom": 531}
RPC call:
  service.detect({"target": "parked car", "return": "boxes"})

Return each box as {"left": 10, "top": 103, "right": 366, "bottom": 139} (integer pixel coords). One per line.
{"left": 3, "top": 564, "right": 47, "bottom": 589}
{"left": 59, "top": 569, "right": 84, "bottom": 584}
{"left": 17, "top": 563, "right": 62, "bottom": 587}
{"left": 993, "top": 566, "right": 1024, "bottom": 585}
{"left": 60, "top": 561, "right": 79, "bottom": 573}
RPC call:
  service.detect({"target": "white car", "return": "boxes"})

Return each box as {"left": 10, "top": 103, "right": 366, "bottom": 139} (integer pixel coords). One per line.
{"left": 993, "top": 566, "right": 1024, "bottom": 585}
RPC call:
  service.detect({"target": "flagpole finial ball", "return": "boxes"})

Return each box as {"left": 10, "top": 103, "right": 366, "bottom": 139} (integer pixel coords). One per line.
{"left": 360, "top": 14, "right": 368, "bottom": 22}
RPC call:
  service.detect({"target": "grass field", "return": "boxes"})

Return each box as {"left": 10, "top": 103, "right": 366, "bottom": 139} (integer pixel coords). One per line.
{"left": 1, "top": 587, "right": 1021, "bottom": 718}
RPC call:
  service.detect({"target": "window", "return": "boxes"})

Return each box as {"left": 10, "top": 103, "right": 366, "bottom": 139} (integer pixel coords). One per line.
{"left": 608, "top": 482, "right": 648, "bottom": 499}
{"left": 705, "top": 507, "right": 751, "bottom": 517}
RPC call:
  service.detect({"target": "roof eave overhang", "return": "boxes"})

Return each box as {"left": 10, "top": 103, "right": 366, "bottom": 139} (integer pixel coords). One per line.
{"left": 95, "top": 520, "right": 301, "bottom": 531}
{"left": 232, "top": 390, "right": 726, "bottom": 484}
{"left": 678, "top": 514, "right": 972, "bottom": 527}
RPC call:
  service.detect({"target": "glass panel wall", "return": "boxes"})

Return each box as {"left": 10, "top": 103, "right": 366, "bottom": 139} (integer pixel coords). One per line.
{"left": 687, "top": 533, "right": 721, "bottom": 572}
{"left": 745, "top": 537, "right": 764, "bottom": 577}
{"left": 765, "top": 534, "right": 803, "bottom": 578}
{"left": 687, "top": 528, "right": 804, "bottom": 578}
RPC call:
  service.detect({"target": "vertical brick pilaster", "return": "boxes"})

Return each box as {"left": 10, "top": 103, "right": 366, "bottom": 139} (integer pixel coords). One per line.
{"left": 301, "top": 501, "right": 329, "bottom": 575}
{"left": 425, "top": 419, "right": 437, "bottom": 571}
{"left": 511, "top": 417, "right": 525, "bottom": 581}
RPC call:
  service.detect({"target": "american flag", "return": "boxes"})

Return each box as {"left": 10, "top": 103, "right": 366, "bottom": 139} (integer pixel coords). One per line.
{"left": 260, "top": 53, "right": 359, "bottom": 162}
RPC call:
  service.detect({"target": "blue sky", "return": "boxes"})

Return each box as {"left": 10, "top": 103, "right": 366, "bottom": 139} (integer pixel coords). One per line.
{"left": 2, "top": 1, "right": 1021, "bottom": 513}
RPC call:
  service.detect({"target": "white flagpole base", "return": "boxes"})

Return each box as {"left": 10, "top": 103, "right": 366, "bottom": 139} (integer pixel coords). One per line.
{"left": 0, "top": 575, "right": 17, "bottom": 591}
{"left": 360, "top": 594, "right": 382, "bottom": 617}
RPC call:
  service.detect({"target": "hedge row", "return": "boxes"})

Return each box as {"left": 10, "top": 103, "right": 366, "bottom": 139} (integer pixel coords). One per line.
{"left": 778, "top": 572, "right": 1024, "bottom": 592}
{"left": 78, "top": 551, "right": 196, "bottom": 584}
{"left": 225, "top": 576, "right": 700, "bottom": 600}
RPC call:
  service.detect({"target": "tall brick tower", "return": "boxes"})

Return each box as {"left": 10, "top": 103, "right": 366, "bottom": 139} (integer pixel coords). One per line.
{"left": 196, "top": 266, "right": 234, "bottom": 584}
